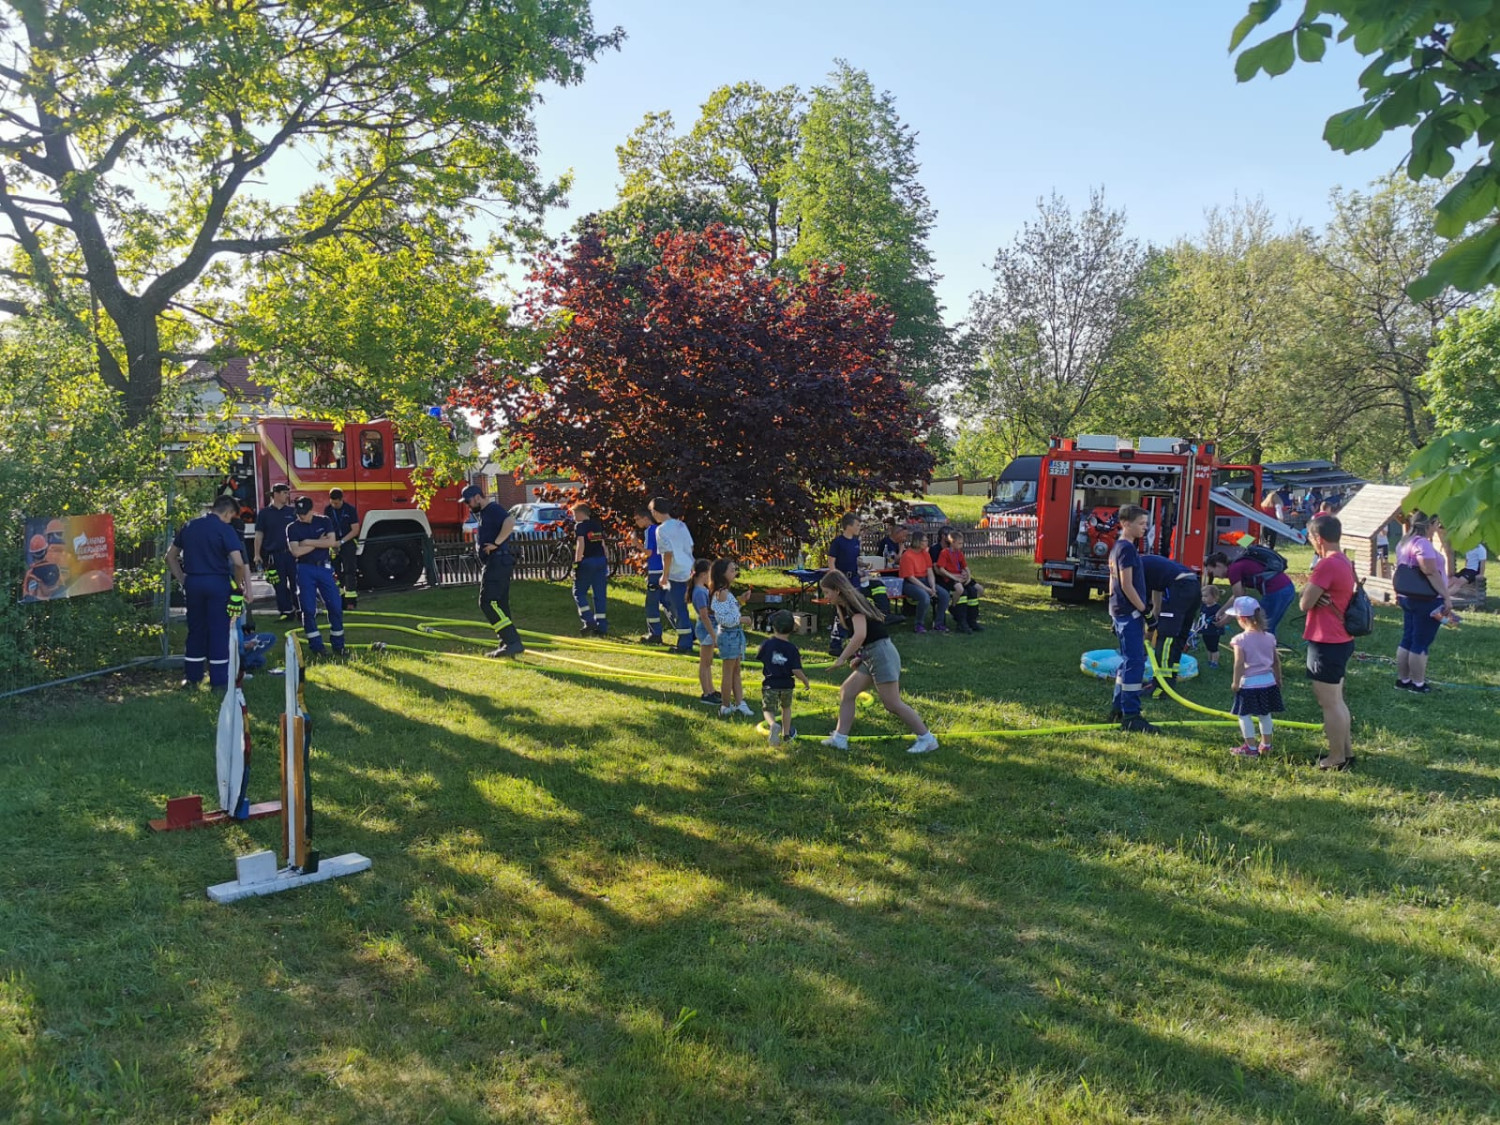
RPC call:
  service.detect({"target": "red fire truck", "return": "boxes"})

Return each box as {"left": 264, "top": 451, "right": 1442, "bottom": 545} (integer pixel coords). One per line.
{"left": 216, "top": 418, "right": 466, "bottom": 590}
{"left": 1035, "top": 434, "right": 1304, "bottom": 602}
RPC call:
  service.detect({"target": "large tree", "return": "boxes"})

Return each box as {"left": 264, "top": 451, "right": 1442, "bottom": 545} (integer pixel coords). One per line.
{"left": 455, "top": 225, "right": 935, "bottom": 559}
{"left": 783, "top": 62, "right": 948, "bottom": 389}
{"left": 0, "top": 0, "right": 620, "bottom": 425}
{"left": 962, "top": 189, "right": 1147, "bottom": 446}
{"left": 1420, "top": 293, "right": 1500, "bottom": 433}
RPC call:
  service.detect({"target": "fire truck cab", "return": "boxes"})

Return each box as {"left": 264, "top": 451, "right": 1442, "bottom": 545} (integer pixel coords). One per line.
{"left": 1035, "top": 434, "right": 1298, "bottom": 603}
{"left": 218, "top": 418, "right": 465, "bottom": 590}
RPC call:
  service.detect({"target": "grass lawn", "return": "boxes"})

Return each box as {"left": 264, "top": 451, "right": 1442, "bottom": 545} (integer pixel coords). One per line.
{"left": 3, "top": 556, "right": 1500, "bottom": 1123}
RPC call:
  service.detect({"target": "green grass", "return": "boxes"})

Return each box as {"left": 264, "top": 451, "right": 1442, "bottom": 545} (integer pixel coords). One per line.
{"left": 3, "top": 558, "right": 1500, "bottom": 1123}
{"left": 906, "top": 492, "right": 991, "bottom": 524}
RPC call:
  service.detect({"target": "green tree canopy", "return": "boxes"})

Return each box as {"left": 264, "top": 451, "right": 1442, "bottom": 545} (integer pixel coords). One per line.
{"left": 0, "top": 0, "right": 620, "bottom": 425}
{"left": 1421, "top": 293, "right": 1500, "bottom": 432}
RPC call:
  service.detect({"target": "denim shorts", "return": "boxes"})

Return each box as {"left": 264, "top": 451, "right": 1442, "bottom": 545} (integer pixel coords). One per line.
{"left": 717, "top": 625, "right": 747, "bottom": 661}
{"left": 694, "top": 621, "right": 714, "bottom": 647}
{"left": 859, "top": 637, "right": 902, "bottom": 683}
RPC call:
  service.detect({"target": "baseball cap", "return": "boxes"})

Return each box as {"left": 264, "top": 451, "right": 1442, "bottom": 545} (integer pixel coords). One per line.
{"left": 270, "top": 482, "right": 290, "bottom": 494}
{"left": 329, "top": 488, "right": 344, "bottom": 500}
{"left": 460, "top": 484, "right": 483, "bottom": 502}
{"left": 293, "top": 496, "right": 314, "bottom": 515}
{"left": 1229, "top": 595, "right": 1260, "bottom": 618}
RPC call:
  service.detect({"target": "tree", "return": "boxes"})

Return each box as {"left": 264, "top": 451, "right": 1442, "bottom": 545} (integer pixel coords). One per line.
{"left": 1421, "top": 294, "right": 1500, "bottom": 433}
{"left": 455, "top": 225, "right": 936, "bottom": 559}
{"left": 783, "top": 62, "right": 949, "bottom": 388}
{"left": 1143, "top": 201, "right": 1313, "bottom": 461}
{"left": 963, "top": 189, "right": 1147, "bottom": 446}
{"left": 615, "top": 82, "right": 805, "bottom": 263}
{"left": 0, "top": 0, "right": 621, "bottom": 425}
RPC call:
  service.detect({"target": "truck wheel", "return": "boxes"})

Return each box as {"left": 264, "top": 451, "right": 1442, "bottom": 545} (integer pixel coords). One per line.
{"left": 1050, "top": 585, "right": 1091, "bottom": 604}
{"left": 362, "top": 537, "right": 423, "bottom": 588}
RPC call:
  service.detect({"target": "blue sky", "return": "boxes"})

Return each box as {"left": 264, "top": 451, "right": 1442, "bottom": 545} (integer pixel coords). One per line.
{"left": 525, "top": 0, "right": 1408, "bottom": 322}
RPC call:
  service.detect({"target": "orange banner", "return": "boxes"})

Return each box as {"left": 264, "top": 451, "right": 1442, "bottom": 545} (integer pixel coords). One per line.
{"left": 20, "top": 514, "right": 115, "bottom": 603}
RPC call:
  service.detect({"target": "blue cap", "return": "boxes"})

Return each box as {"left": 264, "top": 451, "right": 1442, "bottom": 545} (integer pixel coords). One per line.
{"left": 460, "top": 484, "right": 483, "bottom": 502}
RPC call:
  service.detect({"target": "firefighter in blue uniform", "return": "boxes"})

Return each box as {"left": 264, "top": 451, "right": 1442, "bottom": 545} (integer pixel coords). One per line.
{"left": 324, "top": 487, "right": 361, "bottom": 611}
{"left": 165, "top": 495, "right": 251, "bottom": 689}
{"left": 463, "top": 484, "right": 525, "bottom": 657}
{"left": 286, "top": 496, "right": 346, "bottom": 657}
{"left": 252, "top": 483, "right": 300, "bottom": 621}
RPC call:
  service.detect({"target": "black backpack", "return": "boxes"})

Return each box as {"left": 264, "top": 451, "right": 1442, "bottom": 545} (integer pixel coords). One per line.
{"left": 1344, "top": 579, "right": 1374, "bottom": 637}
{"left": 1240, "top": 544, "right": 1288, "bottom": 575}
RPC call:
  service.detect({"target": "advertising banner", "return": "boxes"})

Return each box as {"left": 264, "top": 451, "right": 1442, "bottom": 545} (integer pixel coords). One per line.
{"left": 19, "top": 514, "right": 115, "bottom": 603}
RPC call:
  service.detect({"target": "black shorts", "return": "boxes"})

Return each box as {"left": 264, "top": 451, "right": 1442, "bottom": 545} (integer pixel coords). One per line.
{"left": 1305, "top": 639, "right": 1354, "bottom": 685}
{"left": 1457, "top": 568, "right": 1479, "bottom": 584}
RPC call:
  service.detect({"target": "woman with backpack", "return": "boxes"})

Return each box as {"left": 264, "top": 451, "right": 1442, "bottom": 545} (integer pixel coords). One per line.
{"left": 1204, "top": 545, "right": 1297, "bottom": 641}
{"left": 1300, "top": 514, "right": 1357, "bottom": 771}
{"left": 1393, "top": 512, "right": 1457, "bottom": 694}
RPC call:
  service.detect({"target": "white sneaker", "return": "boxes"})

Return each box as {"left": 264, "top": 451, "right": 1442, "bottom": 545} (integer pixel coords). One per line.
{"left": 768, "top": 722, "right": 782, "bottom": 747}
{"left": 907, "top": 732, "right": 939, "bottom": 755}
{"left": 719, "top": 706, "right": 732, "bottom": 718}
{"left": 735, "top": 700, "right": 755, "bottom": 718}
{"left": 821, "top": 732, "right": 849, "bottom": 750}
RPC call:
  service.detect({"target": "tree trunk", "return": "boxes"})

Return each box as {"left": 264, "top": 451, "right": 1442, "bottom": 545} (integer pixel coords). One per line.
{"left": 112, "top": 302, "right": 164, "bottom": 427}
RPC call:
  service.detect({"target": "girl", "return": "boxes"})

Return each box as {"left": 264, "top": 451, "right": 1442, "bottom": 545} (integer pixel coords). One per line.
{"left": 1227, "top": 595, "right": 1283, "bottom": 758}
{"left": 710, "top": 558, "right": 754, "bottom": 718}
{"left": 689, "top": 559, "right": 718, "bottom": 706}
{"left": 817, "top": 569, "right": 938, "bottom": 755}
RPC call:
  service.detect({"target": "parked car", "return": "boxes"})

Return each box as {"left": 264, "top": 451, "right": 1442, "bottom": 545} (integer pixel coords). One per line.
{"left": 508, "top": 503, "right": 573, "bottom": 535}
{"left": 905, "top": 502, "right": 949, "bottom": 530}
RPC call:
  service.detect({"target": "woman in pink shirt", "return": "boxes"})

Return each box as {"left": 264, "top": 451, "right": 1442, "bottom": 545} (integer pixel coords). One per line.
{"left": 1394, "top": 512, "right": 1455, "bottom": 694}
{"left": 1300, "top": 513, "right": 1356, "bottom": 771}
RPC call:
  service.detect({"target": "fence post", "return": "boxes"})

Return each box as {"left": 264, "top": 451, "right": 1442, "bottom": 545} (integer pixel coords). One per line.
{"left": 422, "top": 535, "right": 439, "bottom": 587}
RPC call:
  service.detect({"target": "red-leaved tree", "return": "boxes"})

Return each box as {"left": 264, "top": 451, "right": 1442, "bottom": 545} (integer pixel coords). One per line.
{"left": 456, "top": 224, "right": 935, "bottom": 561}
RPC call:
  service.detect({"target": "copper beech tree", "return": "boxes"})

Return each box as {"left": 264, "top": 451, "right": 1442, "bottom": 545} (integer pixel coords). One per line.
{"left": 457, "top": 224, "right": 935, "bottom": 560}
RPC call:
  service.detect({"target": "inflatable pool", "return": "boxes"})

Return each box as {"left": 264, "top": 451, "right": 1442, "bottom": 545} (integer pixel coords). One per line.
{"left": 1080, "top": 648, "right": 1198, "bottom": 681}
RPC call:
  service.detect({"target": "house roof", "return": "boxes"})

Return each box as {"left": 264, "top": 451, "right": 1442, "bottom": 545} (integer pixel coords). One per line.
{"left": 184, "top": 356, "right": 272, "bottom": 402}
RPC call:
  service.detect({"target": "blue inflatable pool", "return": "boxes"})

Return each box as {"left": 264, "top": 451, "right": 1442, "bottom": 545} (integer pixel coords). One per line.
{"left": 1080, "top": 649, "right": 1197, "bottom": 681}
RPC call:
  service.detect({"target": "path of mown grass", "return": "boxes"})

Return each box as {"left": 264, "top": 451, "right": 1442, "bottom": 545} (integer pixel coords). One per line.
{"left": 2, "top": 556, "right": 1499, "bottom": 1124}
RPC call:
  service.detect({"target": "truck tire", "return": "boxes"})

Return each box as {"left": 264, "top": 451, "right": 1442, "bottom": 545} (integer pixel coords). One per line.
{"left": 1050, "top": 584, "right": 1091, "bottom": 605}
{"left": 362, "top": 536, "right": 423, "bottom": 588}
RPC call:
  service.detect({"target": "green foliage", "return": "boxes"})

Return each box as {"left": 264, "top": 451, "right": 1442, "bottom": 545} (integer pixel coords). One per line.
{"left": 0, "top": 316, "right": 165, "bottom": 690}
{"left": 1407, "top": 422, "right": 1500, "bottom": 550}
{"left": 234, "top": 206, "right": 502, "bottom": 501}
{"left": 1421, "top": 292, "right": 1500, "bottom": 432}
{"left": 0, "top": 0, "right": 620, "bottom": 423}
{"left": 1230, "top": 1, "right": 1500, "bottom": 298}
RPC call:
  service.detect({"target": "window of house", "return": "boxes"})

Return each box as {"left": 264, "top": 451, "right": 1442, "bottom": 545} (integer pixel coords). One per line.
{"left": 292, "top": 432, "right": 346, "bottom": 471}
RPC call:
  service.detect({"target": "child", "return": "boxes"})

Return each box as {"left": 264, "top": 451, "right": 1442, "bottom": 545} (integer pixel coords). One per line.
{"left": 934, "top": 529, "right": 984, "bottom": 633}
{"left": 817, "top": 569, "right": 938, "bottom": 754}
{"left": 1190, "top": 586, "right": 1225, "bottom": 668}
{"left": 710, "top": 558, "right": 754, "bottom": 718}
{"left": 899, "top": 531, "right": 948, "bottom": 633}
{"left": 1107, "top": 504, "right": 1156, "bottom": 733}
{"left": 689, "top": 559, "right": 718, "bottom": 706}
{"left": 1227, "top": 595, "right": 1284, "bottom": 758}
{"left": 756, "top": 610, "right": 810, "bottom": 746}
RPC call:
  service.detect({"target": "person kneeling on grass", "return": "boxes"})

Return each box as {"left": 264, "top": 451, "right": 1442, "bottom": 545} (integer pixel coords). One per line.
{"left": 1226, "top": 596, "right": 1283, "bottom": 758}
{"left": 710, "top": 558, "right": 755, "bottom": 718}
{"left": 757, "top": 610, "right": 810, "bottom": 747}
{"left": 818, "top": 570, "right": 938, "bottom": 755}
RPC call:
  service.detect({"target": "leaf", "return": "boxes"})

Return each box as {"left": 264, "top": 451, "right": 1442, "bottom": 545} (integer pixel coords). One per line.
{"left": 1323, "top": 105, "right": 1385, "bottom": 153}
{"left": 1262, "top": 30, "right": 1298, "bottom": 76}
{"left": 1434, "top": 166, "right": 1500, "bottom": 237}
{"left": 1296, "top": 24, "right": 1328, "bottom": 62}
{"left": 1407, "top": 221, "right": 1500, "bottom": 299}
{"left": 1229, "top": 0, "right": 1283, "bottom": 52}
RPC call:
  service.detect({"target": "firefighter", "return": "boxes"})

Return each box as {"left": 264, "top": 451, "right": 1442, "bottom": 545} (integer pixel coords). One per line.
{"left": 324, "top": 487, "right": 361, "bottom": 611}
{"left": 463, "top": 484, "right": 525, "bottom": 658}
{"left": 1108, "top": 504, "right": 1160, "bottom": 734}
{"left": 1141, "top": 553, "right": 1202, "bottom": 678}
{"left": 165, "top": 495, "right": 251, "bottom": 689}
{"left": 252, "top": 483, "right": 300, "bottom": 621}
{"left": 286, "top": 496, "right": 346, "bottom": 658}
{"left": 634, "top": 507, "right": 664, "bottom": 644}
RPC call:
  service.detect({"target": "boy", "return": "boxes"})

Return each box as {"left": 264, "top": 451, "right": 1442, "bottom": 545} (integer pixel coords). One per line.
{"left": 1108, "top": 504, "right": 1158, "bottom": 733}
{"left": 826, "top": 514, "right": 898, "bottom": 624}
{"left": 634, "top": 507, "right": 664, "bottom": 643}
{"left": 934, "top": 529, "right": 984, "bottom": 633}
{"left": 1190, "top": 586, "right": 1226, "bottom": 668}
{"left": 757, "top": 610, "right": 809, "bottom": 747}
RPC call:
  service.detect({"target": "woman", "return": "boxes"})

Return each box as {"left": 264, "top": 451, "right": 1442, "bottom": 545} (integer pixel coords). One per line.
{"left": 817, "top": 569, "right": 938, "bottom": 754}
{"left": 1395, "top": 512, "right": 1455, "bottom": 694}
{"left": 1300, "top": 513, "right": 1356, "bottom": 770}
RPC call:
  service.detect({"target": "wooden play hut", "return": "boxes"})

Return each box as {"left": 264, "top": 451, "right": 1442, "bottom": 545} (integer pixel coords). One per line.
{"left": 1337, "top": 484, "right": 1409, "bottom": 605}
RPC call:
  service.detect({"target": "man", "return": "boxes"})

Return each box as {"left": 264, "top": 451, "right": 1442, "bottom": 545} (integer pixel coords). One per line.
{"left": 166, "top": 495, "right": 251, "bottom": 689}
{"left": 464, "top": 484, "right": 524, "bottom": 658}
{"left": 1300, "top": 513, "right": 1356, "bottom": 770}
{"left": 1141, "top": 553, "right": 1202, "bottom": 677}
{"left": 826, "top": 515, "right": 898, "bottom": 624}
{"left": 324, "top": 488, "right": 361, "bottom": 611}
{"left": 1108, "top": 504, "right": 1159, "bottom": 734}
{"left": 252, "top": 483, "right": 299, "bottom": 620}
{"left": 286, "top": 496, "right": 346, "bottom": 658}
{"left": 634, "top": 506, "right": 664, "bottom": 644}
{"left": 650, "top": 496, "right": 696, "bottom": 653}
{"left": 1204, "top": 548, "right": 1297, "bottom": 641}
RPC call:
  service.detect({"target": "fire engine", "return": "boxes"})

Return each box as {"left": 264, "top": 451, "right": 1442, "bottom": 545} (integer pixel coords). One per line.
{"left": 215, "top": 418, "right": 466, "bottom": 590}
{"left": 1035, "top": 434, "right": 1305, "bottom": 602}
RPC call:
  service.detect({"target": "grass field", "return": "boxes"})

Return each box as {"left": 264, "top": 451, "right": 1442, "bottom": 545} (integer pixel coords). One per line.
{"left": 3, "top": 556, "right": 1499, "bottom": 1124}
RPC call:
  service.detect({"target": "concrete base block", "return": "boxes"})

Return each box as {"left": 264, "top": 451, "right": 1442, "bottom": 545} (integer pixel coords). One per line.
{"left": 235, "top": 849, "right": 279, "bottom": 885}
{"left": 207, "top": 853, "right": 372, "bottom": 904}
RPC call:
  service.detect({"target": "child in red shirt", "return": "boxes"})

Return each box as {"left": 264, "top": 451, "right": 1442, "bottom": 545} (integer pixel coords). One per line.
{"left": 934, "top": 529, "right": 985, "bottom": 634}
